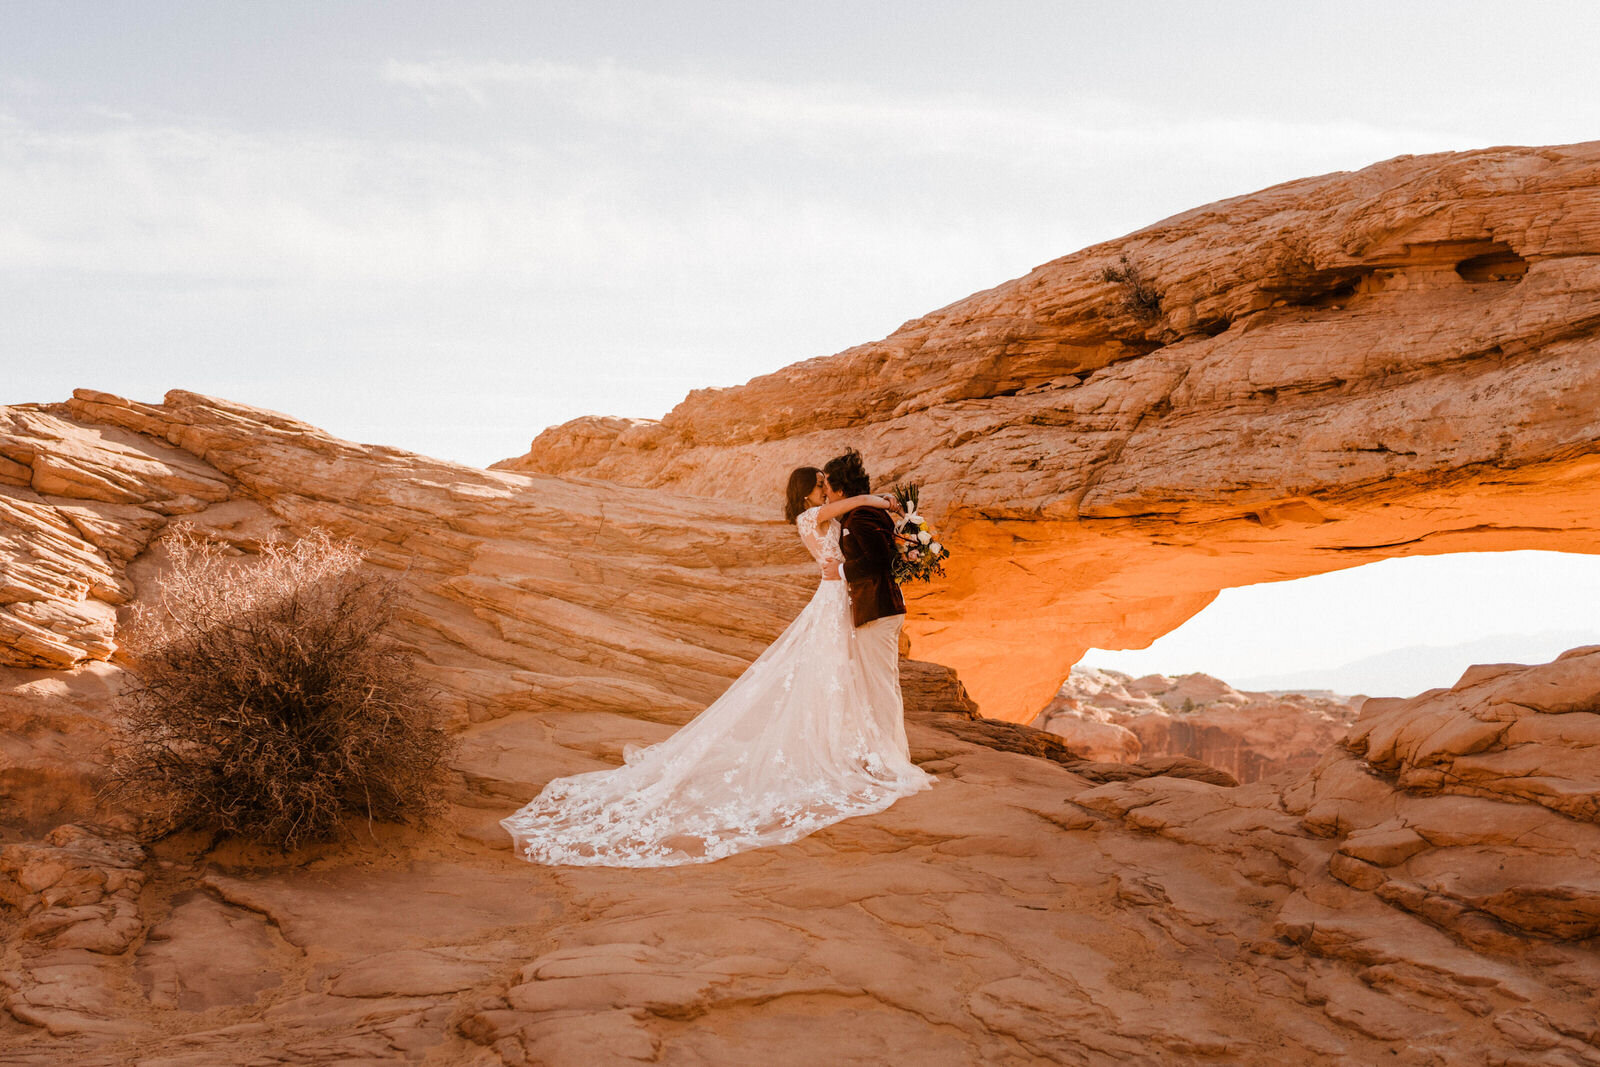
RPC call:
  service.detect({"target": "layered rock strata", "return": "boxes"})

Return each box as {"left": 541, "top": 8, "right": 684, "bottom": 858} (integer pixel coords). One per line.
{"left": 0, "top": 391, "right": 1243, "bottom": 839}
{"left": 0, "top": 824, "right": 148, "bottom": 1038}
{"left": 1, "top": 390, "right": 813, "bottom": 723}
{"left": 1034, "top": 665, "right": 1361, "bottom": 782}
{"left": 498, "top": 141, "right": 1600, "bottom": 721}
{"left": 1295, "top": 645, "right": 1600, "bottom": 944}
{"left": 1071, "top": 646, "right": 1600, "bottom": 1062}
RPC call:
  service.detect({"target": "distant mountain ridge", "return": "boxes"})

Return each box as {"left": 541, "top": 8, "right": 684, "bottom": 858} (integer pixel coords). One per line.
{"left": 1230, "top": 630, "right": 1600, "bottom": 698}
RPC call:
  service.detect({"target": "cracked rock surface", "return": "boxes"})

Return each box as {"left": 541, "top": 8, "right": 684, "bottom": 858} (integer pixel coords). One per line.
{"left": 2, "top": 656, "right": 1598, "bottom": 1064}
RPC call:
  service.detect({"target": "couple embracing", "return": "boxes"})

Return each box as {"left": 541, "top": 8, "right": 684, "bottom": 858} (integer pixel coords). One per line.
{"left": 502, "top": 448, "right": 935, "bottom": 867}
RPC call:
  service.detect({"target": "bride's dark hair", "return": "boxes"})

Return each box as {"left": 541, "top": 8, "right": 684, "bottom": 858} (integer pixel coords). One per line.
{"left": 784, "top": 466, "right": 821, "bottom": 523}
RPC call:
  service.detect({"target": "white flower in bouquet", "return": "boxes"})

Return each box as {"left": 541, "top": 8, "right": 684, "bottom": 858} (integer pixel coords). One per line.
{"left": 889, "top": 481, "right": 951, "bottom": 584}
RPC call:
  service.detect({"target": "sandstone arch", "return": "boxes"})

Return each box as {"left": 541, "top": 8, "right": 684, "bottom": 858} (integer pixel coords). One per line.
{"left": 5, "top": 146, "right": 1600, "bottom": 1062}
{"left": 499, "top": 140, "right": 1600, "bottom": 720}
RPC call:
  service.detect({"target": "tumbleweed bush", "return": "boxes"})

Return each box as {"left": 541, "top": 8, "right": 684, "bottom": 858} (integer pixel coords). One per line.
{"left": 108, "top": 527, "right": 454, "bottom": 849}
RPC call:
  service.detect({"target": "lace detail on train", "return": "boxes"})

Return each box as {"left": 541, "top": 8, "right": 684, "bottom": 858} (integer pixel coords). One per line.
{"left": 500, "top": 506, "right": 934, "bottom": 867}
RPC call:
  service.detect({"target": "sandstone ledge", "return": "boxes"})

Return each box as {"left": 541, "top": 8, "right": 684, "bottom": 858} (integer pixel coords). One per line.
{"left": 3, "top": 651, "right": 1597, "bottom": 1064}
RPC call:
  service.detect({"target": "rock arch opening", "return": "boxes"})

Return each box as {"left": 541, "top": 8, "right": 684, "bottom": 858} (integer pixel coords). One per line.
{"left": 908, "top": 482, "right": 1600, "bottom": 725}
{"left": 1024, "top": 551, "right": 1600, "bottom": 782}
{"left": 1080, "top": 550, "right": 1600, "bottom": 699}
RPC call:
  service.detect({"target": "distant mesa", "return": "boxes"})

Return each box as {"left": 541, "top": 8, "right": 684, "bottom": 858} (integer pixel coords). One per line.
{"left": 1231, "top": 628, "right": 1600, "bottom": 697}
{"left": 1034, "top": 665, "right": 1361, "bottom": 784}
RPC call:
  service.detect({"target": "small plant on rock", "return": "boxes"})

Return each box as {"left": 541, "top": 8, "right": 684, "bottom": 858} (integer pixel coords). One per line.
{"left": 106, "top": 526, "right": 454, "bottom": 850}
{"left": 1100, "top": 253, "right": 1164, "bottom": 324}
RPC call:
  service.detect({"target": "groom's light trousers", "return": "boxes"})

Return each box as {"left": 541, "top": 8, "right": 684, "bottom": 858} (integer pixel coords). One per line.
{"left": 856, "top": 613, "right": 907, "bottom": 740}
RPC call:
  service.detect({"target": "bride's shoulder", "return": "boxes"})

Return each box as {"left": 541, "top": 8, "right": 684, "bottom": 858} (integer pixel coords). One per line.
{"left": 796, "top": 506, "right": 836, "bottom": 535}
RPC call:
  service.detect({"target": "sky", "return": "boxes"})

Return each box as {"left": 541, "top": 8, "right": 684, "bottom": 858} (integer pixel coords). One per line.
{"left": 5, "top": 2, "right": 1600, "bottom": 691}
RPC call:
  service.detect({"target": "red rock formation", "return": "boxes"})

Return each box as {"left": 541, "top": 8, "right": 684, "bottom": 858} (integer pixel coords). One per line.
{"left": 4, "top": 143, "right": 1600, "bottom": 1062}
{"left": 1074, "top": 646, "right": 1600, "bottom": 1057}
{"left": 1, "top": 390, "right": 812, "bottom": 720}
{"left": 5, "top": 386, "right": 1593, "bottom": 1060}
{"left": 498, "top": 141, "right": 1600, "bottom": 722}
{"left": 1035, "top": 665, "right": 1361, "bottom": 782}
{"left": 1295, "top": 645, "right": 1600, "bottom": 943}
{"left": 0, "top": 393, "right": 1228, "bottom": 839}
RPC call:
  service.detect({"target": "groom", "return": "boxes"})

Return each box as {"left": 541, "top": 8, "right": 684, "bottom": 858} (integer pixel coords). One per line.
{"left": 822, "top": 449, "right": 906, "bottom": 730}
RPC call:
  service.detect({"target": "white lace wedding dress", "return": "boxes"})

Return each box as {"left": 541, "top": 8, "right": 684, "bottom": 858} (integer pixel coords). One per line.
{"left": 500, "top": 506, "right": 935, "bottom": 867}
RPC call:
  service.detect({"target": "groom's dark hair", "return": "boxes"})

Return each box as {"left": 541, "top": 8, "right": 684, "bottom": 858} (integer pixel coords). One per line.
{"left": 823, "top": 448, "right": 871, "bottom": 498}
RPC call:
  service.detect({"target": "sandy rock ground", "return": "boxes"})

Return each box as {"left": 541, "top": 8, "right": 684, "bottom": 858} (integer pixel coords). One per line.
{"left": 2, "top": 658, "right": 1598, "bottom": 1065}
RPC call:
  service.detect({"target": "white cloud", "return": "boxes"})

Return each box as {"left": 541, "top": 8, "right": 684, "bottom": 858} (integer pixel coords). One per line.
{"left": 381, "top": 56, "right": 1468, "bottom": 167}
{"left": 0, "top": 55, "right": 1532, "bottom": 472}
{"left": 0, "top": 121, "right": 575, "bottom": 283}
{"left": 0, "top": 57, "right": 1482, "bottom": 302}
{"left": 0, "top": 107, "right": 1008, "bottom": 290}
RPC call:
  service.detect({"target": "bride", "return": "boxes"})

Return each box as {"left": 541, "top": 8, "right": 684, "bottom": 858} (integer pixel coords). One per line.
{"left": 501, "top": 466, "right": 936, "bottom": 866}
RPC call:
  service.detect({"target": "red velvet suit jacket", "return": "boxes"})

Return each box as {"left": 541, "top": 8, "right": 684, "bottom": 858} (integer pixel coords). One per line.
{"left": 839, "top": 507, "right": 906, "bottom": 628}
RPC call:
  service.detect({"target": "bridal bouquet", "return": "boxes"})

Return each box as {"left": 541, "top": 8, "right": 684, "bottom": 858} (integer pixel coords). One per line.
{"left": 889, "top": 483, "right": 950, "bottom": 583}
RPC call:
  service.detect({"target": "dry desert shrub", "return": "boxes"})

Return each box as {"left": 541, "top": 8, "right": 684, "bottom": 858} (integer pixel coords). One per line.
{"left": 1099, "top": 253, "right": 1164, "bottom": 323}
{"left": 106, "top": 526, "right": 454, "bottom": 850}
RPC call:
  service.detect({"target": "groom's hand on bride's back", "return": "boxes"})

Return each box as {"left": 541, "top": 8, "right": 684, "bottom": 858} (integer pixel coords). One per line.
{"left": 821, "top": 560, "right": 842, "bottom": 580}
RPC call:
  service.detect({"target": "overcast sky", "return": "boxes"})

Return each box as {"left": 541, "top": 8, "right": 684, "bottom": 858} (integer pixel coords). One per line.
{"left": 6, "top": 2, "right": 1599, "bottom": 692}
